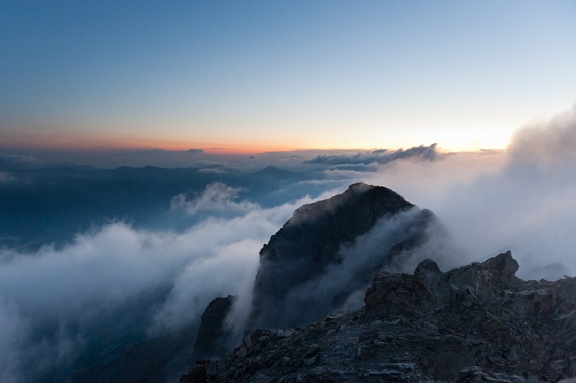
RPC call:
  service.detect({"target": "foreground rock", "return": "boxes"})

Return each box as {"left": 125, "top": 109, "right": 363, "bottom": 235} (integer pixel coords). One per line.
{"left": 181, "top": 251, "right": 576, "bottom": 382}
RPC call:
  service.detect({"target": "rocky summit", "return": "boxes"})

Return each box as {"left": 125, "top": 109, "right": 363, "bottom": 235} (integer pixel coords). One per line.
{"left": 181, "top": 251, "right": 576, "bottom": 383}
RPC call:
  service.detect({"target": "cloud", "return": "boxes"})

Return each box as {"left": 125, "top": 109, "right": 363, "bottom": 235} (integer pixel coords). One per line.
{"left": 508, "top": 104, "right": 576, "bottom": 169}
{"left": 0, "top": 301, "right": 27, "bottom": 383}
{"left": 123, "top": 148, "right": 205, "bottom": 155}
{"left": 147, "top": 238, "right": 260, "bottom": 336}
{"left": 197, "top": 166, "right": 235, "bottom": 174}
{"left": 149, "top": 190, "right": 341, "bottom": 335}
{"left": 365, "top": 104, "right": 576, "bottom": 280}
{"left": 0, "top": 155, "right": 37, "bottom": 167}
{"left": 170, "top": 182, "right": 259, "bottom": 218}
{"left": 0, "top": 183, "right": 338, "bottom": 381}
{"left": 0, "top": 170, "right": 17, "bottom": 183}
{"left": 303, "top": 144, "right": 439, "bottom": 166}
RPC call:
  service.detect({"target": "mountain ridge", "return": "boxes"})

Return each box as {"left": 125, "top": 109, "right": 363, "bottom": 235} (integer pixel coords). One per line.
{"left": 248, "top": 182, "right": 441, "bottom": 330}
{"left": 181, "top": 251, "right": 576, "bottom": 382}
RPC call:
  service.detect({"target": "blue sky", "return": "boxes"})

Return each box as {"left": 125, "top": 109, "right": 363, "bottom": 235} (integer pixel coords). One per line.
{"left": 1, "top": 0, "right": 575, "bottom": 152}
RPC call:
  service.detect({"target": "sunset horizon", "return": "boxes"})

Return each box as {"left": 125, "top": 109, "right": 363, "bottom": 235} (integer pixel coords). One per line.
{"left": 3, "top": 1, "right": 575, "bottom": 162}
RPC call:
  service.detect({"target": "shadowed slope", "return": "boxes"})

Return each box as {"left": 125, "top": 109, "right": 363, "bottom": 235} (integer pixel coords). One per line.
{"left": 249, "top": 182, "right": 439, "bottom": 330}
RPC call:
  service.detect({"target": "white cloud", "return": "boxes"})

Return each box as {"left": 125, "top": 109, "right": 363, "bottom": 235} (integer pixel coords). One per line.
{"left": 0, "top": 300, "right": 27, "bottom": 383}
{"left": 170, "top": 182, "right": 259, "bottom": 218}
{"left": 0, "top": 184, "right": 336, "bottom": 380}
{"left": 508, "top": 104, "right": 576, "bottom": 169}
{"left": 365, "top": 104, "right": 576, "bottom": 280}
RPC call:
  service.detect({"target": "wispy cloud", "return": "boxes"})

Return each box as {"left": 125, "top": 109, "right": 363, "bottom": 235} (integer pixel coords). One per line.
{"left": 0, "top": 155, "right": 37, "bottom": 167}
{"left": 0, "top": 185, "right": 338, "bottom": 381}
{"left": 508, "top": 103, "right": 576, "bottom": 169}
{"left": 0, "top": 171, "right": 17, "bottom": 183}
{"left": 303, "top": 144, "right": 439, "bottom": 166}
{"left": 170, "top": 182, "right": 258, "bottom": 218}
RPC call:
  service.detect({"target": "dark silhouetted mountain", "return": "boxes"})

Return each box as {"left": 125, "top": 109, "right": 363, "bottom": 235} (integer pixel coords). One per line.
{"left": 181, "top": 251, "right": 576, "bottom": 382}
{"left": 194, "top": 295, "right": 237, "bottom": 358}
{"left": 248, "top": 182, "right": 439, "bottom": 330}
{"left": 251, "top": 165, "right": 296, "bottom": 178}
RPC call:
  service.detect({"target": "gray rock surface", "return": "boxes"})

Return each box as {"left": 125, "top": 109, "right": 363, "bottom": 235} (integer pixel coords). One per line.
{"left": 181, "top": 251, "right": 576, "bottom": 383}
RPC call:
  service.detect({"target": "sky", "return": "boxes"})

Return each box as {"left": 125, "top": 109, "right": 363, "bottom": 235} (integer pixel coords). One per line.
{"left": 1, "top": 0, "right": 575, "bottom": 155}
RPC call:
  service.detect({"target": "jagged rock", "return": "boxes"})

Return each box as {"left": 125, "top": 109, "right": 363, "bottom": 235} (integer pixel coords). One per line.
{"left": 194, "top": 295, "right": 237, "bottom": 357}
{"left": 485, "top": 250, "right": 519, "bottom": 277}
{"left": 180, "top": 252, "right": 576, "bottom": 383}
{"left": 249, "top": 182, "right": 441, "bottom": 330}
{"left": 414, "top": 258, "right": 451, "bottom": 300}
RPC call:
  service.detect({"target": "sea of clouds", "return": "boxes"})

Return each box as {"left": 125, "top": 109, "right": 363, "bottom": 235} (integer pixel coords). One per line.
{"left": 1, "top": 104, "right": 576, "bottom": 382}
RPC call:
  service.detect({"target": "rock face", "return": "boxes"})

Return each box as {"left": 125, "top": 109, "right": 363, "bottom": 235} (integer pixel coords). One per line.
{"left": 249, "top": 182, "right": 439, "bottom": 330}
{"left": 194, "top": 295, "right": 237, "bottom": 357}
{"left": 181, "top": 251, "right": 576, "bottom": 383}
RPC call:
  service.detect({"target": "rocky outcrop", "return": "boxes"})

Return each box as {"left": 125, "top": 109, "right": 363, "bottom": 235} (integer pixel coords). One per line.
{"left": 249, "top": 182, "right": 440, "bottom": 330}
{"left": 194, "top": 295, "right": 237, "bottom": 357}
{"left": 181, "top": 251, "right": 576, "bottom": 382}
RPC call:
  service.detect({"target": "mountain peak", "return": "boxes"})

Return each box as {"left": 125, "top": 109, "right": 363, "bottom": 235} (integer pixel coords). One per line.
{"left": 346, "top": 181, "right": 375, "bottom": 191}
{"left": 248, "top": 183, "right": 438, "bottom": 330}
{"left": 252, "top": 166, "right": 294, "bottom": 176}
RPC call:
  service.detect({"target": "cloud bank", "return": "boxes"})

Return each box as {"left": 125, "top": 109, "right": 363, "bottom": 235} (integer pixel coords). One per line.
{"left": 0, "top": 185, "right": 336, "bottom": 382}
{"left": 0, "top": 170, "right": 16, "bottom": 183}
{"left": 170, "top": 182, "right": 258, "bottom": 219}
{"left": 303, "top": 144, "right": 439, "bottom": 167}
{"left": 366, "top": 104, "right": 576, "bottom": 280}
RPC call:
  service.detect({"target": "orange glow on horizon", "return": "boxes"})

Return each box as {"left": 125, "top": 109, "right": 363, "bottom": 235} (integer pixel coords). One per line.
{"left": 1, "top": 131, "right": 310, "bottom": 155}
{"left": 2, "top": 138, "right": 500, "bottom": 156}
{"left": 2, "top": 129, "right": 506, "bottom": 155}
